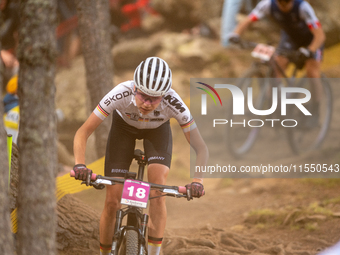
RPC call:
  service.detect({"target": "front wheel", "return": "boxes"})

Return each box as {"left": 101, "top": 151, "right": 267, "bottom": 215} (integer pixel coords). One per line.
{"left": 118, "top": 230, "right": 139, "bottom": 255}
{"left": 226, "top": 66, "right": 267, "bottom": 158}
{"left": 286, "top": 75, "right": 332, "bottom": 154}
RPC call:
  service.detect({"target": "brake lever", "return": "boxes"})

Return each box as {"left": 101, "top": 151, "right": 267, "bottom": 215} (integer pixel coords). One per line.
{"left": 186, "top": 189, "right": 193, "bottom": 201}
{"left": 81, "top": 181, "right": 105, "bottom": 190}
{"left": 93, "top": 183, "right": 105, "bottom": 190}
{"left": 81, "top": 181, "right": 89, "bottom": 186}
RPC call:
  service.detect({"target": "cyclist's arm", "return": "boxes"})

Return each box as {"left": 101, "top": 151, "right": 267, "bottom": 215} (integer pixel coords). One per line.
{"left": 307, "top": 26, "right": 325, "bottom": 52}
{"left": 73, "top": 112, "right": 103, "bottom": 164}
{"left": 299, "top": 1, "right": 325, "bottom": 52}
{"left": 183, "top": 127, "right": 209, "bottom": 184}
{"left": 233, "top": 17, "right": 253, "bottom": 36}
{"left": 233, "top": 0, "right": 270, "bottom": 36}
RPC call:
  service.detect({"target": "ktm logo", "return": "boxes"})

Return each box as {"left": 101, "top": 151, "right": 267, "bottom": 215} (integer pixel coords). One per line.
{"left": 163, "top": 95, "right": 186, "bottom": 113}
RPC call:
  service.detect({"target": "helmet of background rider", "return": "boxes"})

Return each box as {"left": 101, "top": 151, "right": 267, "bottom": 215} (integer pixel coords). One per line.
{"left": 6, "top": 75, "right": 18, "bottom": 94}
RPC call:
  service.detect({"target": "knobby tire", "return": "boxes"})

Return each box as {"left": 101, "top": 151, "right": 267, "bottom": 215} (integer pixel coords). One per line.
{"left": 118, "top": 230, "right": 139, "bottom": 255}
{"left": 226, "top": 66, "right": 265, "bottom": 159}
{"left": 287, "top": 75, "right": 332, "bottom": 154}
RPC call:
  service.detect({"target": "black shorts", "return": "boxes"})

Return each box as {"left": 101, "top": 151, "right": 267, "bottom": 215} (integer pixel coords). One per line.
{"left": 104, "top": 111, "right": 172, "bottom": 177}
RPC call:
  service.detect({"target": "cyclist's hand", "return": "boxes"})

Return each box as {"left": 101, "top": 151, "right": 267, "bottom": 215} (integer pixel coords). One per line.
{"left": 185, "top": 182, "right": 205, "bottom": 199}
{"left": 298, "top": 47, "right": 314, "bottom": 59}
{"left": 73, "top": 164, "right": 92, "bottom": 186}
{"left": 296, "top": 47, "right": 314, "bottom": 68}
{"left": 228, "top": 33, "right": 241, "bottom": 45}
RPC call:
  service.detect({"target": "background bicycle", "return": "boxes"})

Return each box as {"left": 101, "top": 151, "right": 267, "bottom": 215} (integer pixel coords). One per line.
{"left": 71, "top": 149, "right": 197, "bottom": 255}
{"left": 226, "top": 40, "right": 332, "bottom": 159}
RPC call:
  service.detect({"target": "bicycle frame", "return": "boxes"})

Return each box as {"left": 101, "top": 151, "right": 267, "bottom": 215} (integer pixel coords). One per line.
{"left": 250, "top": 48, "right": 299, "bottom": 83}
{"left": 111, "top": 150, "right": 149, "bottom": 255}
{"left": 71, "top": 149, "right": 188, "bottom": 255}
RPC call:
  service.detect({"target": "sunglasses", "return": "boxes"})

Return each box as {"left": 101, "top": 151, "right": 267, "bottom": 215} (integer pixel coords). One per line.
{"left": 134, "top": 89, "right": 163, "bottom": 105}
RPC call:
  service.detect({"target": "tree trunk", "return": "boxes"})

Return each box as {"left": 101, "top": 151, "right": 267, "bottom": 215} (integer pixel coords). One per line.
{"left": 8, "top": 142, "right": 100, "bottom": 255}
{"left": 16, "top": 0, "right": 58, "bottom": 254}
{"left": 75, "top": 0, "right": 114, "bottom": 158}
{"left": 0, "top": 40, "right": 15, "bottom": 255}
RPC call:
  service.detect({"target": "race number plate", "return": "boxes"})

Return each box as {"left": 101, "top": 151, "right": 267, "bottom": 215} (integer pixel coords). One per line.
{"left": 121, "top": 180, "right": 151, "bottom": 209}
{"left": 251, "top": 44, "right": 275, "bottom": 61}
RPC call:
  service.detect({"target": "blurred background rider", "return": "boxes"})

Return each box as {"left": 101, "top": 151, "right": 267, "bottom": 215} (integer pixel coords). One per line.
{"left": 229, "top": 0, "right": 326, "bottom": 128}
{"left": 3, "top": 75, "right": 19, "bottom": 144}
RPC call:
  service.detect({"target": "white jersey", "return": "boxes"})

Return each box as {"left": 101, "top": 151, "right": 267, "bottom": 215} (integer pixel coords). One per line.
{"left": 248, "top": 0, "right": 321, "bottom": 47}
{"left": 249, "top": 0, "right": 320, "bottom": 28}
{"left": 93, "top": 81, "right": 196, "bottom": 132}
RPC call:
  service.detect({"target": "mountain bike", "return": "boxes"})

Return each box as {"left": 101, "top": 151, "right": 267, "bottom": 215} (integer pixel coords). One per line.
{"left": 71, "top": 149, "right": 196, "bottom": 255}
{"left": 226, "top": 40, "right": 332, "bottom": 158}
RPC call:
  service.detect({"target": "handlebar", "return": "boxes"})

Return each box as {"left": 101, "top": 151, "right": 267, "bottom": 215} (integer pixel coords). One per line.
{"left": 238, "top": 40, "right": 258, "bottom": 50}
{"left": 232, "top": 39, "right": 304, "bottom": 67}
{"left": 70, "top": 170, "right": 189, "bottom": 197}
{"left": 70, "top": 169, "right": 98, "bottom": 181}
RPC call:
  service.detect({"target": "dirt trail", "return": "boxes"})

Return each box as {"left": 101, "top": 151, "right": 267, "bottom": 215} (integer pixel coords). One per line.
{"left": 57, "top": 40, "right": 340, "bottom": 254}
{"left": 72, "top": 174, "right": 340, "bottom": 254}
{"left": 164, "top": 177, "right": 340, "bottom": 253}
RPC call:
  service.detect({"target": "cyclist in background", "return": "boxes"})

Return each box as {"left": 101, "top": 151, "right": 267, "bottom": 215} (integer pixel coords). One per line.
{"left": 73, "top": 57, "right": 208, "bottom": 255}
{"left": 1, "top": 0, "right": 20, "bottom": 80}
{"left": 230, "top": 0, "right": 326, "bottom": 127}
{"left": 3, "top": 75, "right": 19, "bottom": 144}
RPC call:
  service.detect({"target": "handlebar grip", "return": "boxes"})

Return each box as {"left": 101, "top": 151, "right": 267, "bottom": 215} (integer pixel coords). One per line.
{"left": 70, "top": 170, "right": 97, "bottom": 181}
{"left": 178, "top": 186, "right": 206, "bottom": 196}
{"left": 178, "top": 186, "right": 187, "bottom": 194}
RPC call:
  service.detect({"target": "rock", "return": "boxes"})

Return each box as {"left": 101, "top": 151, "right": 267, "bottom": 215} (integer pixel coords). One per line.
{"left": 112, "top": 31, "right": 224, "bottom": 72}
{"left": 309, "top": 0, "right": 340, "bottom": 47}
{"left": 163, "top": 237, "right": 187, "bottom": 254}
{"left": 230, "top": 225, "right": 247, "bottom": 232}
{"left": 172, "top": 247, "right": 219, "bottom": 255}
{"left": 186, "top": 238, "right": 216, "bottom": 248}
{"left": 151, "top": 0, "right": 223, "bottom": 32}
{"left": 295, "top": 214, "right": 327, "bottom": 223}
{"left": 112, "top": 33, "right": 162, "bottom": 70}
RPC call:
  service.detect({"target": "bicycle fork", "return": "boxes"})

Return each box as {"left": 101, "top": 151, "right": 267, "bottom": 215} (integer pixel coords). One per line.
{"left": 139, "top": 214, "right": 148, "bottom": 255}
{"left": 110, "top": 210, "right": 123, "bottom": 255}
{"left": 110, "top": 208, "right": 149, "bottom": 255}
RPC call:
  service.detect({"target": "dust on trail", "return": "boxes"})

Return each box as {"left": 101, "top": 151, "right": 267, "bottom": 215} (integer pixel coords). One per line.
{"left": 163, "top": 228, "right": 330, "bottom": 255}
{"left": 69, "top": 174, "right": 340, "bottom": 255}
{"left": 163, "top": 177, "right": 340, "bottom": 255}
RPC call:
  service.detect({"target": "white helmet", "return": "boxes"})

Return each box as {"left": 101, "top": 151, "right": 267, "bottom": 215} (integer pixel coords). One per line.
{"left": 134, "top": 57, "right": 172, "bottom": 97}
